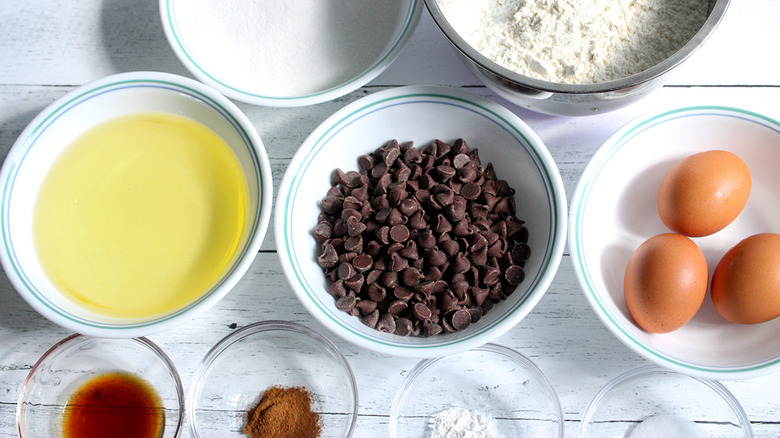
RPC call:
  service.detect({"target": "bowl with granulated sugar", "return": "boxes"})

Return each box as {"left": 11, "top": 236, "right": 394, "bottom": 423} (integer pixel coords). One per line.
{"left": 425, "top": 0, "right": 730, "bottom": 116}
{"left": 160, "top": 0, "right": 422, "bottom": 107}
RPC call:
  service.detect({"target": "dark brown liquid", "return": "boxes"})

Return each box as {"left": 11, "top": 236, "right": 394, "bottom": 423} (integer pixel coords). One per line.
{"left": 63, "top": 371, "right": 164, "bottom": 438}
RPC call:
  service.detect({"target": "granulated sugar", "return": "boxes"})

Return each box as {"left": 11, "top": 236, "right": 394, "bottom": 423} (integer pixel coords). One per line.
{"left": 437, "top": 0, "right": 708, "bottom": 84}
{"left": 428, "top": 407, "right": 497, "bottom": 438}
{"left": 173, "top": 1, "right": 402, "bottom": 96}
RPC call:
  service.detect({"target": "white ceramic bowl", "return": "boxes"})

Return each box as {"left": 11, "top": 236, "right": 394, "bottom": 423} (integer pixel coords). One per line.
{"left": 160, "top": 0, "right": 422, "bottom": 107}
{"left": 570, "top": 105, "right": 780, "bottom": 379}
{"left": 276, "top": 85, "right": 567, "bottom": 357}
{"left": 0, "top": 71, "right": 273, "bottom": 338}
{"left": 391, "top": 343, "right": 564, "bottom": 437}
{"left": 18, "top": 334, "right": 185, "bottom": 438}
{"left": 188, "top": 321, "right": 358, "bottom": 438}
{"left": 580, "top": 365, "right": 753, "bottom": 437}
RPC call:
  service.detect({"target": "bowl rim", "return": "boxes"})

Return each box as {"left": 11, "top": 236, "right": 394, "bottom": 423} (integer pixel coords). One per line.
{"left": 568, "top": 104, "right": 780, "bottom": 380}
{"left": 578, "top": 364, "right": 753, "bottom": 438}
{"left": 423, "top": 0, "right": 731, "bottom": 94}
{"left": 274, "top": 85, "right": 568, "bottom": 357}
{"left": 389, "top": 343, "right": 564, "bottom": 438}
{"left": 187, "top": 320, "right": 358, "bottom": 438}
{"left": 0, "top": 71, "right": 273, "bottom": 338}
{"left": 159, "top": 0, "right": 423, "bottom": 107}
{"left": 17, "top": 334, "right": 185, "bottom": 438}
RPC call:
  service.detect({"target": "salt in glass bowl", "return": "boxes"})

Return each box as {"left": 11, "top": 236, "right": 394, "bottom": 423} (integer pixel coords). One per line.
{"left": 390, "top": 343, "right": 564, "bottom": 437}
{"left": 580, "top": 365, "right": 753, "bottom": 437}
{"left": 17, "top": 334, "right": 184, "bottom": 438}
{"left": 187, "top": 320, "right": 358, "bottom": 438}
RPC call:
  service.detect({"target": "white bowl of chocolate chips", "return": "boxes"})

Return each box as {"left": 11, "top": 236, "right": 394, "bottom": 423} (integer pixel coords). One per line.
{"left": 275, "top": 86, "right": 567, "bottom": 357}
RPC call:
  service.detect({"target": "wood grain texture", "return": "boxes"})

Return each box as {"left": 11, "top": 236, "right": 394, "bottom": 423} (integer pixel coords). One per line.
{"left": 1, "top": 0, "right": 780, "bottom": 437}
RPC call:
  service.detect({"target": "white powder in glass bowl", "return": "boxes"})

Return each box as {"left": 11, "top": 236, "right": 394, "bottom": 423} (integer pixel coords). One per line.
{"left": 437, "top": 0, "right": 709, "bottom": 84}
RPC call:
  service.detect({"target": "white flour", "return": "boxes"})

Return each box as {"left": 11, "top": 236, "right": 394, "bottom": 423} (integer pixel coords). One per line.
{"left": 437, "top": 0, "right": 709, "bottom": 84}
{"left": 428, "top": 407, "right": 498, "bottom": 438}
{"left": 628, "top": 414, "right": 709, "bottom": 438}
{"left": 172, "top": 1, "right": 402, "bottom": 96}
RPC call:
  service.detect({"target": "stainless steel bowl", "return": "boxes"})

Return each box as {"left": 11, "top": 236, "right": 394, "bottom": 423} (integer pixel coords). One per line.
{"left": 424, "top": 0, "right": 730, "bottom": 116}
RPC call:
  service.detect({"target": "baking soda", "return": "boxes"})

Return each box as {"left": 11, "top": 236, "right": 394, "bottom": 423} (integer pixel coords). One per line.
{"left": 628, "top": 414, "right": 709, "bottom": 438}
{"left": 428, "top": 407, "right": 498, "bottom": 438}
{"left": 437, "top": 0, "right": 708, "bottom": 84}
{"left": 172, "top": 1, "right": 403, "bottom": 96}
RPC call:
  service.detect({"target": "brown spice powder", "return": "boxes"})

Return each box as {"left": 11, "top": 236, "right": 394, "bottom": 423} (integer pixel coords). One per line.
{"left": 243, "top": 386, "right": 321, "bottom": 438}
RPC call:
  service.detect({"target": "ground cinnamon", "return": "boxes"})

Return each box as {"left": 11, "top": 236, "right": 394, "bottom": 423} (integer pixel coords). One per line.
{"left": 243, "top": 385, "right": 321, "bottom": 438}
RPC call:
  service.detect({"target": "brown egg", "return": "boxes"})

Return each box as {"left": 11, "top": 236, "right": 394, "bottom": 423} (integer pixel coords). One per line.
{"left": 657, "top": 150, "right": 751, "bottom": 237}
{"left": 711, "top": 233, "right": 780, "bottom": 324}
{"left": 624, "top": 233, "right": 708, "bottom": 333}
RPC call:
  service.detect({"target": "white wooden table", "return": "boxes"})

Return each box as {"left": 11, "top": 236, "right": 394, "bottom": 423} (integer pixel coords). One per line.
{"left": 1, "top": 1, "right": 779, "bottom": 437}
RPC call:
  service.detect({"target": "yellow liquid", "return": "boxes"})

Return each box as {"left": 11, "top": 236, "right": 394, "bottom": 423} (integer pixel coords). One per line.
{"left": 33, "top": 112, "right": 248, "bottom": 319}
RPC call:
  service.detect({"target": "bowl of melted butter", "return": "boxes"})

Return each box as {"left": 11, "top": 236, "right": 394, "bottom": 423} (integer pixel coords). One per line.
{"left": 0, "top": 71, "right": 272, "bottom": 337}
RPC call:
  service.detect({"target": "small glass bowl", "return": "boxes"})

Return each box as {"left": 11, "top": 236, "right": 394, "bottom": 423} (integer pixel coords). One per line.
{"left": 390, "top": 343, "right": 564, "bottom": 437}
{"left": 188, "top": 320, "right": 358, "bottom": 437}
{"left": 17, "top": 334, "right": 184, "bottom": 437}
{"left": 580, "top": 365, "right": 753, "bottom": 437}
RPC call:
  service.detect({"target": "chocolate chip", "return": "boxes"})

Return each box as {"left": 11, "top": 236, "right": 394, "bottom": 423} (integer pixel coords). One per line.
{"left": 358, "top": 154, "right": 374, "bottom": 171}
{"left": 389, "top": 224, "right": 410, "bottom": 243}
{"left": 362, "top": 309, "right": 380, "bottom": 328}
{"left": 317, "top": 243, "right": 338, "bottom": 268}
{"left": 352, "top": 254, "right": 373, "bottom": 272}
{"left": 345, "top": 216, "right": 366, "bottom": 236}
{"left": 313, "top": 222, "right": 332, "bottom": 243}
{"left": 512, "top": 242, "right": 531, "bottom": 264}
{"left": 461, "top": 182, "right": 481, "bottom": 200}
{"left": 426, "top": 248, "right": 448, "bottom": 267}
{"left": 381, "top": 271, "right": 399, "bottom": 289}
{"left": 344, "top": 273, "right": 364, "bottom": 291}
{"left": 450, "top": 308, "right": 472, "bottom": 330}
{"left": 328, "top": 280, "right": 347, "bottom": 298}
{"left": 505, "top": 265, "right": 525, "bottom": 286}
{"left": 387, "top": 300, "right": 408, "bottom": 316}
{"left": 412, "top": 302, "right": 432, "bottom": 320}
{"left": 356, "top": 299, "right": 377, "bottom": 315}
{"left": 376, "top": 313, "right": 397, "bottom": 333}
{"left": 395, "top": 318, "right": 413, "bottom": 336}
{"left": 398, "top": 198, "right": 419, "bottom": 216}
{"left": 393, "top": 286, "right": 414, "bottom": 301}
{"left": 367, "top": 283, "right": 386, "bottom": 302}
{"left": 331, "top": 168, "right": 349, "bottom": 186}
{"left": 344, "top": 235, "right": 363, "bottom": 253}
{"left": 452, "top": 153, "right": 471, "bottom": 169}
{"left": 398, "top": 240, "right": 419, "bottom": 259}
{"left": 336, "top": 295, "right": 357, "bottom": 311}
{"left": 389, "top": 252, "right": 409, "bottom": 272}
{"left": 422, "top": 320, "right": 443, "bottom": 337}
